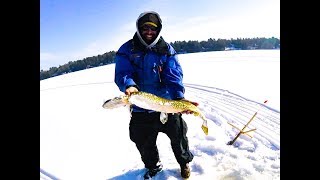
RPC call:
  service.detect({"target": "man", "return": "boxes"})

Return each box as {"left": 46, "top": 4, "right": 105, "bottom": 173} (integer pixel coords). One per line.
{"left": 114, "top": 11, "right": 198, "bottom": 179}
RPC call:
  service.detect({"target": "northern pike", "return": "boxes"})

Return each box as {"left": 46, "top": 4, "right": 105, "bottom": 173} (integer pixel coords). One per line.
{"left": 102, "top": 91, "right": 208, "bottom": 135}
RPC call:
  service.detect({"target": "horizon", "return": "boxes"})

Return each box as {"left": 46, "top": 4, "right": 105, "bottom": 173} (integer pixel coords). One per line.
{"left": 40, "top": 36, "right": 280, "bottom": 72}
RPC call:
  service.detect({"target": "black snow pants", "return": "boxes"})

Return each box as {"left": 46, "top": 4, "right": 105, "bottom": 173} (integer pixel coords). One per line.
{"left": 129, "top": 111, "right": 194, "bottom": 169}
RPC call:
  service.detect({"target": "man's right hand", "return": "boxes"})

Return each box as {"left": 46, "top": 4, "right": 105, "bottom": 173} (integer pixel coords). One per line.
{"left": 125, "top": 86, "right": 139, "bottom": 96}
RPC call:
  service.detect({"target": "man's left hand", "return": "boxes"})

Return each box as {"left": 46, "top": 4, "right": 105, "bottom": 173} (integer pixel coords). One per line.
{"left": 179, "top": 99, "right": 199, "bottom": 114}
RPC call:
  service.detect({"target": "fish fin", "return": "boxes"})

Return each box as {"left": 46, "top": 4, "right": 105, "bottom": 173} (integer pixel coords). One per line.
{"left": 160, "top": 112, "right": 168, "bottom": 124}
{"left": 200, "top": 114, "right": 209, "bottom": 135}
{"left": 201, "top": 124, "right": 208, "bottom": 135}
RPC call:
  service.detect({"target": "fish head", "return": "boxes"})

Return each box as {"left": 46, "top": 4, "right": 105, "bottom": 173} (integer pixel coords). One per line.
{"left": 102, "top": 95, "right": 130, "bottom": 109}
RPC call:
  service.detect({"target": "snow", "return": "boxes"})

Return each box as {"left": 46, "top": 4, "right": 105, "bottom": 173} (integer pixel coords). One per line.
{"left": 40, "top": 49, "right": 280, "bottom": 180}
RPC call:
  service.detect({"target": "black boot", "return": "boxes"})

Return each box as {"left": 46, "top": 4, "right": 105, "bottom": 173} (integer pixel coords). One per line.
{"left": 143, "top": 162, "right": 163, "bottom": 179}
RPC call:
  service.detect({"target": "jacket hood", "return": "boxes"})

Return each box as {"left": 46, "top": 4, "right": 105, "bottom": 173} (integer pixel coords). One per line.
{"left": 136, "top": 11, "right": 162, "bottom": 49}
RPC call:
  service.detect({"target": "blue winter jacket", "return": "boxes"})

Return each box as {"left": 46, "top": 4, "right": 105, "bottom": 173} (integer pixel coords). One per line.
{"left": 114, "top": 39, "right": 185, "bottom": 112}
{"left": 114, "top": 11, "right": 185, "bottom": 112}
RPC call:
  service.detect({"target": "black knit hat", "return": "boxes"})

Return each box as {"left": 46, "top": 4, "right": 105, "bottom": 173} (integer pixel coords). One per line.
{"left": 138, "top": 13, "right": 161, "bottom": 28}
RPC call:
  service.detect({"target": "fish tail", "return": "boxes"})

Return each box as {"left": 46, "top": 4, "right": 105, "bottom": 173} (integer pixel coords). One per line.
{"left": 200, "top": 114, "right": 209, "bottom": 135}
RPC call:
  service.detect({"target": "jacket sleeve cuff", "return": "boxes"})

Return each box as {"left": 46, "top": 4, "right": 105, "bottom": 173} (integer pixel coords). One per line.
{"left": 122, "top": 79, "right": 136, "bottom": 92}
{"left": 126, "top": 84, "right": 140, "bottom": 91}
{"left": 172, "top": 91, "right": 184, "bottom": 100}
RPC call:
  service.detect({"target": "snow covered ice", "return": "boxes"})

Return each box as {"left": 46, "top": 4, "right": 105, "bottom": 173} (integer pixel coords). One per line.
{"left": 40, "top": 49, "right": 280, "bottom": 180}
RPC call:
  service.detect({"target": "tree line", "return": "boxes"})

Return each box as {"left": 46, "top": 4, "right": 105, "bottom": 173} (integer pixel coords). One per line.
{"left": 40, "top": 37, "right": 279, "bottom": 80}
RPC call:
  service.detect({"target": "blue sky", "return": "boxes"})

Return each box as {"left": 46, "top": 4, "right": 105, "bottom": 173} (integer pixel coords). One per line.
{"left": 40, "top": 0, "right": 280, "bottom": 70}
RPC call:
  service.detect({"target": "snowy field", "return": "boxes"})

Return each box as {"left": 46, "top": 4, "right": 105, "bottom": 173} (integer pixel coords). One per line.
{"left": 40, "top": 49, "right": 280, "bottom": 180}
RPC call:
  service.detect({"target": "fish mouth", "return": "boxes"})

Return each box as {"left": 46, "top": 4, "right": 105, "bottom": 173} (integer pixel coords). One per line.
{"left": 104, "top": 99, "right": 112, "bottom": 103}
{"left": 102, "top": 99, "right": 112, "bottom": 108}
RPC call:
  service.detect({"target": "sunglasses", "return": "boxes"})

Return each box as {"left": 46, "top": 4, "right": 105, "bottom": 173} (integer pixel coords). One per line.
{"left": 141, "top": 25, "right": 158, "bottom": 31}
